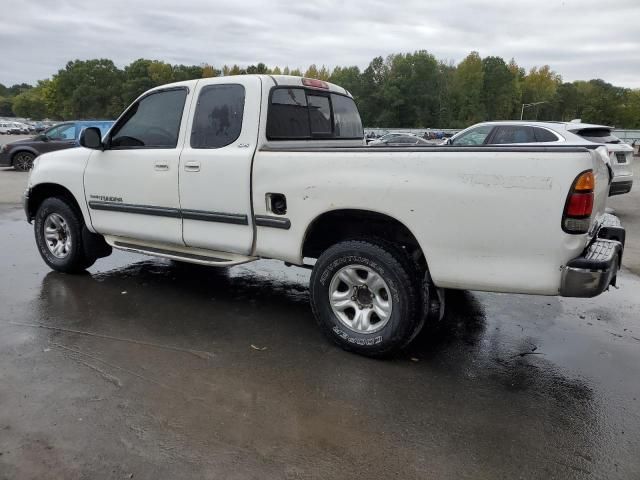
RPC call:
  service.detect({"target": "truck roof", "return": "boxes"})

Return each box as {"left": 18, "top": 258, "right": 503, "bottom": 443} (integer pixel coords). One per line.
{"left": 145, "top": 75, "right": 351, "bottom": 98}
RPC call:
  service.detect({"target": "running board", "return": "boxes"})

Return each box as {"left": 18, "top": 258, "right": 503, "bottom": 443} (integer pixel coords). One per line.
{"left": 105, "top": 236, "right": 256, "bottom": 267}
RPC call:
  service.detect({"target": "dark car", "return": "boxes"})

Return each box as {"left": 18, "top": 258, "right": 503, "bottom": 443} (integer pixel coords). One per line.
{"left": 0, "top": 120, "right": 113, "bottom": 171}
{"left": 369, "top": 135, "right": 433, "bottom": 147}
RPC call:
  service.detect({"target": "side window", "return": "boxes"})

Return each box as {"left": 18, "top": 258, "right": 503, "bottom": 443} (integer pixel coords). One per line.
{"left": 191, "top": 84, "right": 245, "bottom": 149}
{"left": 491, "top": 126, "right": 536, "bottom": 144}
{"left": 451, "top": 125, "right": 493, "bottom": 145}
{"left": 533, "top": 127, "right": 559, "bottom": 142}
{"left": 110, "top": 89, "right": 187, "bottom": 148}
{"left": 47, "top": 124, "right": 75, "bottom": 140}
{"left": 307, "top": 94, "right": 332, "bottom": 135}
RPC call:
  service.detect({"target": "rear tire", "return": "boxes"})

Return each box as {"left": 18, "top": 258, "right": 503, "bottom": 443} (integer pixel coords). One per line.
{"left": 309, "top": 240, "right": 421, "bottom": 357}
{"left": 13, "top": 151, "right": 35, "bottom": 171}
{"left": 34, "top": 197, "right": 95, "bottom": 273}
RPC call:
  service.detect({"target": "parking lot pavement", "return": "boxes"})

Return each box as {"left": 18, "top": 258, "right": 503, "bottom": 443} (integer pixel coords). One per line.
{"left": 1, "top": 169, "right": 640, "bottom": 478}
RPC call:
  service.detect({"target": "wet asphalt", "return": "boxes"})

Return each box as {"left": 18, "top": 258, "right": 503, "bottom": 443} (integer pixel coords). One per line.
{"left": 1, "top": 165, "right": 640, "bottom": 479}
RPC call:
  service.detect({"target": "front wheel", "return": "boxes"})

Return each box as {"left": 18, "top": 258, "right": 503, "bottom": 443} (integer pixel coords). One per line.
{"left": 34, "top": 197, "right": 95, "bottom": 273}
{"left": 309, "top": 240, "right": 421, "bottom": 357}
{"left": 13, "top": 151, "right": 35, "bottom": 171}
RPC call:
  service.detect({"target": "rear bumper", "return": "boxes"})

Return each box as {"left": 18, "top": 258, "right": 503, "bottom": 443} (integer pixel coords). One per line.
{"left": 609, "top": 178, "right": 633, "bottom": 196}
{"left": 560, "top": 215, "right": 625, "bottom": 298}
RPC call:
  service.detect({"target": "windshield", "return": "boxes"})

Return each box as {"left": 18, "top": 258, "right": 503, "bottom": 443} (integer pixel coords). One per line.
{"left": 572, "top": 128, "right": 620, "bottom": 144}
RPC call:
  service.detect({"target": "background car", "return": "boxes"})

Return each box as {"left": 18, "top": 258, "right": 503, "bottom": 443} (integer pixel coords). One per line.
{"left": 446, "top": 120, "right": 634, "bottom": 196}
{"left": 0, "top": 120, "right": 114, "bottom": 171}
{"left": 0, "top": 122, "right": 13, "bottom": 134}
{"left": 369, "top": 134, "right": 433, "bottom": 147}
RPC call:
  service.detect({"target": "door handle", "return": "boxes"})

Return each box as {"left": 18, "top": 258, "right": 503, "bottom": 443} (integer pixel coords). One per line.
{"left": 184, "top": 161, "right": 201, "bottom": 172}
{"left": 154, "top": 161, "right": 169, "bottom": 171}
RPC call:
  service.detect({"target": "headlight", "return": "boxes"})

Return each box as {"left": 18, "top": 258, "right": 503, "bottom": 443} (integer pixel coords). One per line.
{"left": 0, "top": 144, "right": 7, "bottom": 154}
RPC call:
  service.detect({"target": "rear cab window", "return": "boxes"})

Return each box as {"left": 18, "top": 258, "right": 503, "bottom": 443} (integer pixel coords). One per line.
{"left": 267, "top": 87, "right": 363, "bottom": 140}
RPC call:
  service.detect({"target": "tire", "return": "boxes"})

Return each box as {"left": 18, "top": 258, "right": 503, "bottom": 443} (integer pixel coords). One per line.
{"left": 13, "top": 151, "right": 35, "bottom": 171}
{"left": 309, "top": 240, "right": 421, "bottom": 357}
{"left": 34, "top": 197, "right": 95, "bottom": 273}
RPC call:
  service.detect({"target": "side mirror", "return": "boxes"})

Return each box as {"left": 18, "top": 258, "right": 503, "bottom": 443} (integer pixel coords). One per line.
{"left": 37, "top": 134, "right": 49, "bottom": 142}
{"left": 79, "top": 127, "right": 103, "bottom": 150}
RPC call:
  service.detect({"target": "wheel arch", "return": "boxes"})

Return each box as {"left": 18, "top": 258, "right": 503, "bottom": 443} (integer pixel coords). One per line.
{"left": 301, "top": 209, "right": 428, "bottom": 269}
{"left": 27, "top": 183, "right": 84, "bottom": 223}
{"left": 11, "top": 147, "right": 39, "bottom": 164}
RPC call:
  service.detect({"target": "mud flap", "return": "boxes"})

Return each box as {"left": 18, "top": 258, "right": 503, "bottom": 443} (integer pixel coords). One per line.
{"left": 82, "top": 226, "right": 112, "bottom": 259}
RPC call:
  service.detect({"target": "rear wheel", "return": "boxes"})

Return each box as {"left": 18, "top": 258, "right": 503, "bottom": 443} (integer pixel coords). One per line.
{"left": 34, "top": 197, "right": 95, "bottom": 273}
{"left": 309, "top": 240, "right": 421, "bottom": 357}
{"left": 13, "top": 151, "right": 35, "bottom": 171}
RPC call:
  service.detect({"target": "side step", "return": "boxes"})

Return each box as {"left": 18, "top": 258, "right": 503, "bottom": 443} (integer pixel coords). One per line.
{"left": 105, "top": 236, "right": 256, "bottom": 267}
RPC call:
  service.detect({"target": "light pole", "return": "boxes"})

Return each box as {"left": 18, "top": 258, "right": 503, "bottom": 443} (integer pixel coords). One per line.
{"left": 520, "top": 101, "right": 547, "bottom": 120}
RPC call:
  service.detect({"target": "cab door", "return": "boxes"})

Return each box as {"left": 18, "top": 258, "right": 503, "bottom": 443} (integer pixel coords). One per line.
{"left": 178, "top": 76, "right": 261, "bottom": 254}
{"left": 84, "top": 86, "right": 192, "bottom": 245}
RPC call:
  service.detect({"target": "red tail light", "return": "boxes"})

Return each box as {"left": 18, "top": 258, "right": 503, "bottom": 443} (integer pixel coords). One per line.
{"left": 566, "top": 193, "right": 594, "bottom": 218}
{"left": 563, "top": 170, "right": 595, "bottom": 234}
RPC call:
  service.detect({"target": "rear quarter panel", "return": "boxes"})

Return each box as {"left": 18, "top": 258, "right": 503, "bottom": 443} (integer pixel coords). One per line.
{"left": 252, "top": 147, "right": 603, "bottom": 295}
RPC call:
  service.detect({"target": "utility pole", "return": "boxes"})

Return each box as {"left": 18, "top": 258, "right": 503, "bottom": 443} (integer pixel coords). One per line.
{"left": 520, "top": 101, "right": 548, "bottom": 120}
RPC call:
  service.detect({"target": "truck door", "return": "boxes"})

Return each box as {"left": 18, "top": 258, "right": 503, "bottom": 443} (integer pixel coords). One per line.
{"left": 178, "top": 76, "right": 261, "bottom": 255}
{"left": 84, "top": 86, "right": 191, "bottom": 245}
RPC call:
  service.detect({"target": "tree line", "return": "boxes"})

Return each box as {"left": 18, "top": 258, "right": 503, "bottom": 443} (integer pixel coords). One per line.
{"left": 2, "top": 52, "right": 639, "bottom": 129}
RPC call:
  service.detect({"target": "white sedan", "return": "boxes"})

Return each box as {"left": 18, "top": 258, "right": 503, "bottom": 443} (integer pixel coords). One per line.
{"left": 447, "top": 121, "right": 634, "bottom": 196}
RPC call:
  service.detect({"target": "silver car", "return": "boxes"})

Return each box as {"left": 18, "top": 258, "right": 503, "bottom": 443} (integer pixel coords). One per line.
{"left": 447, "top": 121, "right": 634, "bottom": 196}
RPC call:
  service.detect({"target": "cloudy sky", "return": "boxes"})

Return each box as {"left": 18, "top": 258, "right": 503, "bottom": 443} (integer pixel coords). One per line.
{"left": 2, "top": 0, "right": 639, "bottom": 87}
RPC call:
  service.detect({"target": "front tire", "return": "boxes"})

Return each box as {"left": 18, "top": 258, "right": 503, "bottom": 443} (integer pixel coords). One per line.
{"left": 309, "top": 240, "right": 421, "bottom": 357}
{"left": 34, "top": 197, "right": 95, "bottom": 273}
{"left": 13, "top": 151, "right": 35, "bottom": 171}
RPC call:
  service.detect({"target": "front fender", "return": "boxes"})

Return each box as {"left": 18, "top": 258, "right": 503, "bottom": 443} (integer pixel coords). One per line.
{"left": 27, "top": 148, "right": 94, "bottom": 231}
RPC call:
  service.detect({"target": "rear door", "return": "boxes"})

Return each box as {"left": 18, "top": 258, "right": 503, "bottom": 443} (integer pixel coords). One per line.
{"left": 178, "top": 76, "right": 261, "bottom": 255}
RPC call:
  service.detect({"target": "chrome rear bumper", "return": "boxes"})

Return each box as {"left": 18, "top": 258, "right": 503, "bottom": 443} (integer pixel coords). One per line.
{"left": 560, "top": 215, "right": 625, "bottom": 298}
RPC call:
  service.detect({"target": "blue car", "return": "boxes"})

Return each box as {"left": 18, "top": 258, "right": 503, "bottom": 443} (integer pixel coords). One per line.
{"left": 0, "top": 120, "right": 114, "bottom": 171}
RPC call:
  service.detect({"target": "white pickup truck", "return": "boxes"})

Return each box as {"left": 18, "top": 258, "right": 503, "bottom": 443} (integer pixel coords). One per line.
{"left": 24, "top": 75, "right": 626, "bottom": 357}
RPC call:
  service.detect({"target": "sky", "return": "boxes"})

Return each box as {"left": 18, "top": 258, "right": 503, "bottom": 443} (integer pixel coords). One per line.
{"left": 1, "top": 0, "right": 639, "bottom": 88}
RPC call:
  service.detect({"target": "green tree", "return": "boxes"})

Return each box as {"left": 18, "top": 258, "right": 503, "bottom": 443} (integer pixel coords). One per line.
{"left": 172, "top": 64, "right": 204, "bottom": 81}
{"left": 12, "top": 87, "right": 47, "bottom": 119}
{"left": 553, "top": 82, "right": 579, "bottom": 121}
{"left": 482, "top": 56, "right": 516, "bottom": 120}
{"left": 521, "top": 65, "right": 561, "bottom": 120}
{"left": 52, "top": 59, "right": 124, "bottom": 119}
{"left": 0, "top": 96, "right": 13, "bottom": 116}
{"left": 330, "top": 66, "right": 363, "bottom": 98}
{"left": 451, "top": 51, "right": 485, "bottom": 126}
{"left": 304, "top": 64, "right": 319, "bottom": 78}
{"left": 201, "top": 64, "right": 218, "bottom": 78}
